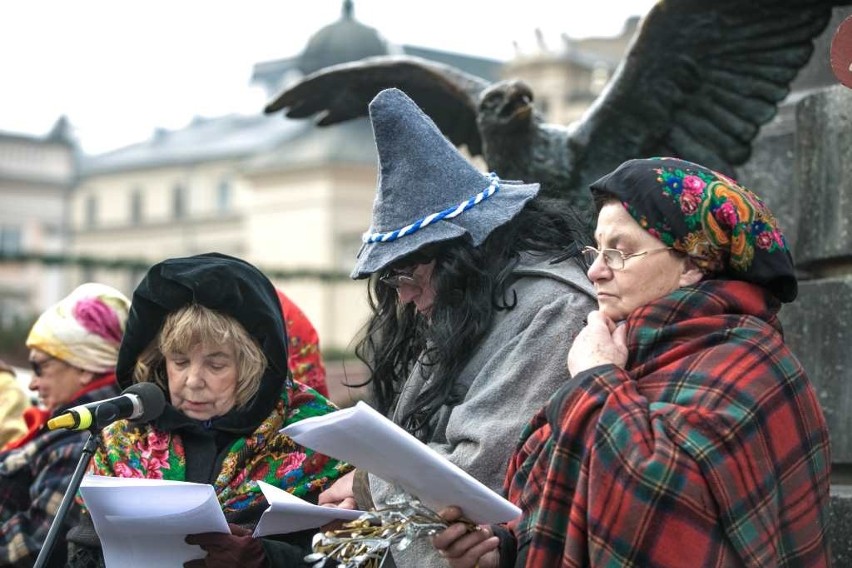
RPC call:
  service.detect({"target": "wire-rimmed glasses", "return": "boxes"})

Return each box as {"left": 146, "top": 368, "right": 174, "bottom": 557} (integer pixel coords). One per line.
{"left": 581, "top": 245, "right": 673, "bottom": 270}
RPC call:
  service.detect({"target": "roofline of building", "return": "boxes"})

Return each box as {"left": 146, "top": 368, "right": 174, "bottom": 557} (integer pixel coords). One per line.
{"left": 0, "top": 129, "right": 75, "bottom": 147}
{"left": 0, "top": 173, "right": 74, "bottom": 189}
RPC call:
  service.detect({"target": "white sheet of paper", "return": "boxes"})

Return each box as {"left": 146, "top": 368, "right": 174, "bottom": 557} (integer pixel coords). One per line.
{"left": 280, "top": 401, "right": 521, "bottom": 524}
{"left": 79, "top": 474, "right": 230, "bottom": 568}
{"left": 252, "top": 480, "right": 364, "bottom": 537}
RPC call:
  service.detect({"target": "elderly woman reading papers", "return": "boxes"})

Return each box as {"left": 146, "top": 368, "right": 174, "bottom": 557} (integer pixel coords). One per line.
{"left": 66, "top": 253, "right": 350, "bottom": 568}
{"left": 433, "top": 157, "right": 831, "bottom": 567}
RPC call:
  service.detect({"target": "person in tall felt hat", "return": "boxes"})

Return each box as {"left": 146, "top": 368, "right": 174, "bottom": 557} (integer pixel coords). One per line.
{"left": 317, "top": 88, "right": 596, "bottom": 567}
{"left": 433, "top": 157, "right": 830, "bottom": 567}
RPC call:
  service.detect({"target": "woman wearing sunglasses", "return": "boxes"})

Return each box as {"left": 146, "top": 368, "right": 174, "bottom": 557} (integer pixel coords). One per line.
{"left": 433, "top": 157, "right": 830, "bottom": 567}
{"left": 0, "top": 283, "right": 129, "bottom": 568}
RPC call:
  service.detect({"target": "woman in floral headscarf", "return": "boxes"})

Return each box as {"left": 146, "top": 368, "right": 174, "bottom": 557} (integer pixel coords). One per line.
{"left": 66, "top": 254, "right": 350, "bottom": 568}
{"left": 0, "top": 283, "right": 129, "bottom": 568}
{"left": 433, "top": 157, "right": 831, "bottom": 567}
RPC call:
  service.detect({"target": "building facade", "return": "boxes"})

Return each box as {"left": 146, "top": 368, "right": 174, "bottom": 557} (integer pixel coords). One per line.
{"left": 1, "top": 1, "right": 643, "bottom": 359}
{"left": 503, "top": 19, "right": 637, "bottom": 125}
{"left": 0, "top": 118, "right": 76, "bottom": 325}
{"left": 69, "top": 2, "right": 503, "bottom": 354}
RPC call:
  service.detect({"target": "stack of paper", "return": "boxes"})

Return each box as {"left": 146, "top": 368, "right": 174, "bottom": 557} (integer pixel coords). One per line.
{"left": 79, "top": 474, "right": 370, "bottom": 567}
{"left": 281, "top": 401, "right": 522, "bottom": 524}
{"left": 253, "top": 480, "right": 364, "bottom": 537}
{"left": 79, "top": 475, "right": 229, "bottom": 567}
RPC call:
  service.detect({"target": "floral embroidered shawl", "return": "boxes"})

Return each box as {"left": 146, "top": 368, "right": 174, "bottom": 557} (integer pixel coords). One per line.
{"left": 90, "top": 381, "right": 351, "bottom": 515}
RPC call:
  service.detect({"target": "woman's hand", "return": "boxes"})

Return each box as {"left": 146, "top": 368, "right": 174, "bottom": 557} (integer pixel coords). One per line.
{"left": 567, "top": 310, "right": 628, "bottom": 376}
{"left": 318, "top": 469, "right": 358, "bottom": 509}
{"left": 184, "top": 523, "right": 264, "bottom": 568}
{"left": 431, "top": 507, "right": 500, "bottom": 568}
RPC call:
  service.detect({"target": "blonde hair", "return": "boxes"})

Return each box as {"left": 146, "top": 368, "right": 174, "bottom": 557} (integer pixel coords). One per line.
{"left": 134, "top": 304, "right": 267, "bottom": 409}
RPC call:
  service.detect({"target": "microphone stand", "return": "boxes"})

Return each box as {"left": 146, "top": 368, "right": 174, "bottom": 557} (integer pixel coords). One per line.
{"left": 34, "top": 418, "right": 107, "bottom": 567}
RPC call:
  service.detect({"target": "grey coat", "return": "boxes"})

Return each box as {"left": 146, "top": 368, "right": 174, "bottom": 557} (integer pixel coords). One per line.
{"left": 369, "top": 252, "right": 595, "bottom": 567}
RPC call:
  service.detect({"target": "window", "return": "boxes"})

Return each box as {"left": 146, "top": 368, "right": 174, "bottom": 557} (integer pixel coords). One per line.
{"left": 85, "top": 195, "right": 98, "bottom": 228}
{"left": 172, "top": 184, "right": 187, "bottom": 219}
{"left": 217, "top": 178, "right": 232, "bottom": 213}
{"left": 0, "top": 226, "right": 22, "bottom": 254}
{"left": 590, "top": 64, "right": 610, "bottom": 95}
{"left": 130, "top": 189, "right": 143, "bottom": 225}
{"left": 336, "top": 232, "right": 364, "bottom": 271}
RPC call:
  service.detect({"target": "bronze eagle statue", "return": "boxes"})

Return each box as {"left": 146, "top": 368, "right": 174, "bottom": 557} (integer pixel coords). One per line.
{"left": 265, "top": 0, "right": 850, "bottom": 208}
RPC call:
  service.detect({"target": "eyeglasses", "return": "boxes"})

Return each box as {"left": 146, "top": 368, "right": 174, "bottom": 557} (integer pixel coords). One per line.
{"left": 379, "top": 267, "right": 418, "bottom": 289}
{"left": 29, "top": 357, "right": 55, "bottom": 377}
{"left": 581, "top": 245, "right": 673, "bottom": 271}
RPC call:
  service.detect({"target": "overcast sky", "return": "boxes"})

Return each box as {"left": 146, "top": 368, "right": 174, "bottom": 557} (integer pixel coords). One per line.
{"left": 0, "top": 0, "right": 657, "bottom": 154}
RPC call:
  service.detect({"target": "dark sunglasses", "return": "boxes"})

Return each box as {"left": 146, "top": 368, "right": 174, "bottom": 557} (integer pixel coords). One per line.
{"left": 379, "top": 267, "right": 418, "bottom": 289}
{"left": 378, "top": 247, "right": 439, "bottom": 288}
{"left": 29, "top": 357, "right": 55, "bottom": 377}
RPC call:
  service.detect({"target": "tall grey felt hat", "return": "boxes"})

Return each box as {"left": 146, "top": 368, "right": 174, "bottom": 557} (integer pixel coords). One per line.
{"left": 351, "top": 88, "right": 540, "bottom": 279}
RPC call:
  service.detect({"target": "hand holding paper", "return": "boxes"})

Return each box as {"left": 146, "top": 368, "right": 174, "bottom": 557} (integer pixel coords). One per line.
{"left": 79, "top": 475, "right": 230, "bottom": 568}
{"left": 280, "top": 401, "right": 521, "bottom": 524}
{"left": 252, "top": 480, "right": 364, "bottom": 537}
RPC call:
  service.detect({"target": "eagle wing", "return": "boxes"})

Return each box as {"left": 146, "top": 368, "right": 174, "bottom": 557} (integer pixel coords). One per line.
{"left": 264, "top": 55, "right": 491, "bottom": 155}
{"left": 568, "top": 0, "right": 845, "bottom": 187}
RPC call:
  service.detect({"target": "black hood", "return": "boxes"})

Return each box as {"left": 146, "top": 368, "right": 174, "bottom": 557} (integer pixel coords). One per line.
{"left": 116, "top": 252, "right": 289, "bottom": 432}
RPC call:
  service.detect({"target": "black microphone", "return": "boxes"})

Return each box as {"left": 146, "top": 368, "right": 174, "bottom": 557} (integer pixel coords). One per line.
{"left": 47, "top": 382, "right": 166, "bottom": 431}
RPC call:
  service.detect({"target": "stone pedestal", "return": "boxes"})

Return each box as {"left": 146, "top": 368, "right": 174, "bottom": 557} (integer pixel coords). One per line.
{"left": 794, "top": 86, "right": 852, "bottom": 270}
{"left": 751, "top": 79, "right": 852, "bottom": 565}
{"left": 780, "top": 278, "right": 852, "bottom": 463}
{"left": 830, "top": 486, "right": 852, "bottom": 565}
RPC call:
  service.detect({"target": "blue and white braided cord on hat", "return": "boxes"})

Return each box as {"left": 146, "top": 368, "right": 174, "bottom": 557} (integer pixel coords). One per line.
{"left": 363, "top": 173, "right": 501, "bottom": 244}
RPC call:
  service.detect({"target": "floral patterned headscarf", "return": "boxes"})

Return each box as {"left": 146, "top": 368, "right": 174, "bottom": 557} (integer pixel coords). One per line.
{"left": 26, "top": 283, "right": 130, "bottom": 373}
{"left": 589, "top": 157, "right": 797, "bottom": 302}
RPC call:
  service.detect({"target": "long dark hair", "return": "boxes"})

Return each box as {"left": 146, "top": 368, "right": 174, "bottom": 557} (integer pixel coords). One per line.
{"left": 353, "top": 197, "right": 591, "bottom": 440}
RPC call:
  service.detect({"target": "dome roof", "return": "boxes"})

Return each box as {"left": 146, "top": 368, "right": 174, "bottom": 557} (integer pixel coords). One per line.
{"left": 298, "top": 0, "right": 388, "bottom": 75}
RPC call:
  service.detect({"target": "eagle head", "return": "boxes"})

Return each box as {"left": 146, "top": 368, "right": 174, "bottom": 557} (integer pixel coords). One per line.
{"left": 477, "top": 79, "right": 536, "bottom": 135}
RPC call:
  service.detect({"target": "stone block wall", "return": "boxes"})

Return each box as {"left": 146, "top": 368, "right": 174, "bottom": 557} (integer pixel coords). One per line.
{"left": 795, "top": 87, "right": 852, "bottom": 271}
{"left": 783, "top": 86, "right": 852, "bottom": 471}
{"left": 832, "top": 486, "right": 852, "bottom": 566}
{"left": 740, "top": 84, "right": 852, "bottom": 564}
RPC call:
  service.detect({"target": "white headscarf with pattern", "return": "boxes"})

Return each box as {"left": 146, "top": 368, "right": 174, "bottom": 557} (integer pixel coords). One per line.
{"left": 26, "top": 283, "right": 130, "bottom": 374}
